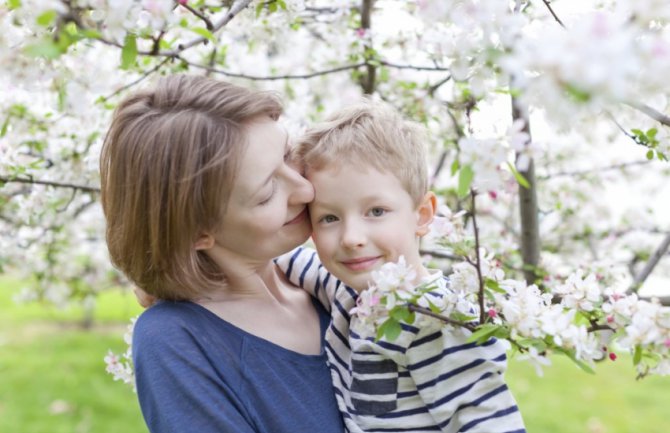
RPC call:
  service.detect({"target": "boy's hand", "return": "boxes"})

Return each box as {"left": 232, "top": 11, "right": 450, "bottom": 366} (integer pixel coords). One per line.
{"left": 133, "top": 286, "right": 157, "bottom": 308}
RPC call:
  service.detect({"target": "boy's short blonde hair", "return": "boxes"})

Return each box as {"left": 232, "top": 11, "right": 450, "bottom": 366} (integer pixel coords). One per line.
{"left": 100, "top": 75, "right": 282, "bottom": 300}
{"left": 295, "top": 99, "right": 428, "bottom": 205}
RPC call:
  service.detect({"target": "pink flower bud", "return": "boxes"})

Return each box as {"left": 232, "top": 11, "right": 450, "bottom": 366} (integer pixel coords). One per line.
{"left": 355, "top": 28, "right": 367, "bottom": 38}
{"left": 488, "top": 190, "right": 498, "bottom": 200}
{"left": 609, "top": 352, "right": 617, "bottom": 361}
{"left": 178, "top": 0, "right": 188, "bottom": 5}
{"left": 606, "top": 315, "right": 614, "bottom": 323}
{"left": 487, "top": 308, "right": 497, "bottom": 318}
{"left": 664, "top": 339, "right": 670, "bottom": 349}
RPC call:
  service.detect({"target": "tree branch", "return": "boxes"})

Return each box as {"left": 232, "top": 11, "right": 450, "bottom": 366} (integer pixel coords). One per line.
{"left": 511, "top": 87, "right": 540, "bottom": 285}
{"left": 538, "top": 160, "right": 652, "bottom": 180}
{"left": 407, "top": 304, "right": 477, "bottom": 332}
{"left": 625, "top": 102, "right": 670, "bottom": 127}
{"left": 379, "top": 60, "right": 449, "bottom": 71}
{"left": 419, "top": 249, "right": 461, "bottom": 261}
{"left": 469, "top": 191, "right": 487, "bottom": 324}
{"left": 628, "top": 231, "right": 670, "bottom": 293}
{"left": 180, "top": 57, "right": 367, "bottom": 80}
{"left": 180, "top": 2, "right": 215, "bottom": 30}
{"left": 0, "top": 176, "right": 100, "bottom": 193}
{"left": 360, "top": 0, "right": 376, "bottom": 94}
{"left": 103, "top": 57, "right": 172, "bottom": 101}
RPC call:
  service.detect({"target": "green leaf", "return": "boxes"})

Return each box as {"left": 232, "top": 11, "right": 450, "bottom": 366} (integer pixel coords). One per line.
{"left": 8, "top": 0, "right": 21, "bottom": 10}
{"left": 484, "top": 278, "right": 505, "bottom": 293}
{"left": 564, "top": 83, "right": 591, "bottom": 103}
{"left": 191, "top": 27, "right": 216, "bottom": 43}
{"left": 255, "top": 0, "right": 264, "bottom": 16}
{"left": 450, "top": 159, "right": 459, "bottom": 176}
{"left": 390, "top": 306, "right": 412, "bottom": 323}
{"left": 555, "top": 347, "right": 595, "bottom": 374}
{"left": 120, "top": 33, "right": 137, "bottom": 70}
{"left": 647, "top": 128, "right": 658, "bottom": 139}
{"left": 80, "top": 29, "right": 103, "bottom": 39}
{"left": 466, "top": 324, "right": 500, "bottom": 344}
{"left": 507, "top": 162, "right": 530, "bottom": 188}
{"left": 646, "top": 150, "right": 654, "bottom": 160}
{"left": 376, "top": 318, "right": 402, "bottom": 342}
{"left": 0, "top": 115, "right": 10, "bottom": 137}
{"left": 633, "top": 345, "right": 642, "bottom": 365}
{"left": 36, "top": 10, "right": 58, "bottom": 27}
{"left": 24, "top": 40, "right": 62, "bottom": 59}
{"left": 457, "top": 165, "right": 474, "bottom": 198}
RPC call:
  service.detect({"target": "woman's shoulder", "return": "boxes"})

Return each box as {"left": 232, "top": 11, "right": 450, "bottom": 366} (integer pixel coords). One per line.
{"left": 133, "top": 301, "right": 224, "bottom": 344}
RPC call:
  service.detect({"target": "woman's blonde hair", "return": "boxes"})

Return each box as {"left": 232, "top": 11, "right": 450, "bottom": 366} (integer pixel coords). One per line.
{"left": 100, "top": 75, "right": 282, "bottom": 300}
{"left": 295, "top": 99, "right": 428, "bottom": 205}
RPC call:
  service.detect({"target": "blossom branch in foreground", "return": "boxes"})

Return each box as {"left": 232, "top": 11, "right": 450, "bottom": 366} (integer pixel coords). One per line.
{"left": 360, "top": 208, "right": 670, "bottom": 379}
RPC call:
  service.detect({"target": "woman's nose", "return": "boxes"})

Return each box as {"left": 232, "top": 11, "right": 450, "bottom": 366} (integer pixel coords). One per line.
{"left": 286, "top": 165, "right": 315, "bottom": 204}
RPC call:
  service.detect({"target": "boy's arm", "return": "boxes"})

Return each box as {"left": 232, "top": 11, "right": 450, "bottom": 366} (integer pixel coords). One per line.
{"left": 275, "top": 246, "right": 341, "bottom": 311}
{"left": 405, "top": 327, "right": 526, "bottom": 433}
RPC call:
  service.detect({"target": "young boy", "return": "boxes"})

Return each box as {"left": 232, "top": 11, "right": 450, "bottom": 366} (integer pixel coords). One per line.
{"left": 276, "top": 100, "right": 526, "bottom": 433}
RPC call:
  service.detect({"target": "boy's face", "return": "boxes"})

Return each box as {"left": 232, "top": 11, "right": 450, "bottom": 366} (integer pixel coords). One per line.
{"left": 308, "top": 164, "right": 432, "bottom": 292}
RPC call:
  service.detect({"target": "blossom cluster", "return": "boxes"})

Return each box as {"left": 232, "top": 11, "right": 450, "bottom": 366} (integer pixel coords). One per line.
{"left": 104, "top": 316, "right": 137, "bottom": 391}
{"left": 354, "top": 207, "right": 670, "bottom": 378}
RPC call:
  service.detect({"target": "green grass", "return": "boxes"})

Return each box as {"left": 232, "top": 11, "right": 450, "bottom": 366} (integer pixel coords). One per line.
{"left": 0, "top": 275, "right": 146, "bottom": 433}
{"left": 1, "top": 274, "right": 669, "bottom": 433}
{"left": 508, "top": 353, "right": 670, "bottom": 433}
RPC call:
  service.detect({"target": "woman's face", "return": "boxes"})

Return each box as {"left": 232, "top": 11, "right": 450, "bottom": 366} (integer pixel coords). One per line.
{"left": 212, "top": 117, "right": 314, "bottom": 263}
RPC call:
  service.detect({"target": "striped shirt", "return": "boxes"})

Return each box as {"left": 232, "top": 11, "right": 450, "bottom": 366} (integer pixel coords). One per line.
{"left": 276, "top": 247, "right": 526, "bottom": 433}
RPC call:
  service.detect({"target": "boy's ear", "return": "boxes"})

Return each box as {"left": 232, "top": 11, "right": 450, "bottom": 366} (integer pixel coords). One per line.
{"left": 415, "top": 191, "right": 437, "bottom": 237}
{"left": 194, "top": 233, "right": 215, "bottom": 251}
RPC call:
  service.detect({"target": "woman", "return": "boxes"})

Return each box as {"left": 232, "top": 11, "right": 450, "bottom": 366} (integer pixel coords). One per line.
{"left": 100, "top": 75, "right": 344, "bottom": 433}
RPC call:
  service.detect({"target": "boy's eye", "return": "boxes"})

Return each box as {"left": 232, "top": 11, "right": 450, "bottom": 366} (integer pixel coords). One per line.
{"left": 319, "top": 214, "right": 339, "bottom": 224}
{"left": 369, "top": 207, "right": 386, "bottom": 217}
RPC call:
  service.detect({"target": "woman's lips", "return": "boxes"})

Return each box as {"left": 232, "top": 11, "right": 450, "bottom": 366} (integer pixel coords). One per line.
{"left": 285, "top": 208, "right": 307, "bottom": 225}
{"left": 340, "top": 256, "right": 380, "bottom": 272}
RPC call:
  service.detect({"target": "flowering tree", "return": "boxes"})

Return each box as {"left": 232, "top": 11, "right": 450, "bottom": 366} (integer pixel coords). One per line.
{"left": 2, "top": 0, "right": 669, "bottom": 374}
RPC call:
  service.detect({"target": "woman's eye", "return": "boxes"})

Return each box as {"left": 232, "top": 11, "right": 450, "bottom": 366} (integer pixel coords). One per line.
{"left": 259, "top": 180, "right": 277, "bottom": 205}
{"left": 320, "top": 215, "right": 338, "bottom": 224}
{"left": 369, "top": 207, "right": 386, "bottom": 217}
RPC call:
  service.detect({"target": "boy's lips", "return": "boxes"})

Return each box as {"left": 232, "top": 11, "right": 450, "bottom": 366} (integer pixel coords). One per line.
{"left": 340, "top": 256, "right": 381, "bottom": 272}
{"left": 284, "top": 208, "right": 308, "bottom": 225}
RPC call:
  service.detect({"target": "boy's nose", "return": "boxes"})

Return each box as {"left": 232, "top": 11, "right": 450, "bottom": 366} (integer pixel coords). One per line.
{"left": 341, "top": 221, "right": 366, "bottom": 248}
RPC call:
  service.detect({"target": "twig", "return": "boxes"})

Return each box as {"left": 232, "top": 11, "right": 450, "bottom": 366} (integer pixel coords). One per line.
{"left": 0, "top": 176, "right": 99, "bottom": 193}
{"left": 407, "top": 304, "right": 477, "bottom": 332}
{"left": 161, "top": 0, "right": 252, "bottom": 56}
{"left": 469, "top": 191, "right": 487, "bottom": 324}
{"left": 419, "top": 249, "right": 461, "bottom": 261}
{"left": 180, "top": 57, "right": 366, "bottom": 80}
{"left": 538, "top": 160, "right": 652, "bottom": 180}
{"left": 103, "top": 57, "right": 172, "bottom": 101}
{"left": 541, "top": 0, "right": 566, "bottom": 28}
{"left": 179, "top": 2, "right": 214, "bottom": 30}
{"left": 379, "top": 60, "right": 449, "bottom": 72}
